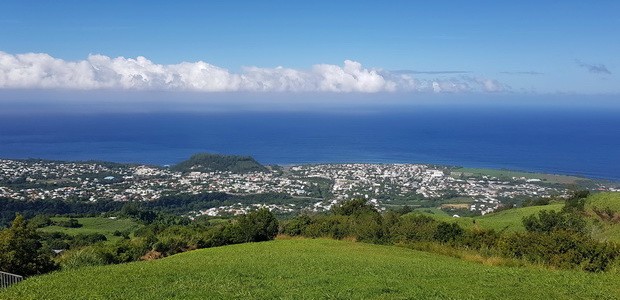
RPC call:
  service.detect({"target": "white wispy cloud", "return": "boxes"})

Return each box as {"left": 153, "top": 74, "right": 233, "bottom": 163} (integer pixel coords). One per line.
{"left": 0, "top": 51, "right": 506, "bottom": 93}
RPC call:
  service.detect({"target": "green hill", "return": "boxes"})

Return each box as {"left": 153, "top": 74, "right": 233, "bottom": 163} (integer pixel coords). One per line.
{"left": 2, "top": 239, "right": 620, "bottom": 299}
{"left": 171, "top": 153, "right": 267, "bottom": 173}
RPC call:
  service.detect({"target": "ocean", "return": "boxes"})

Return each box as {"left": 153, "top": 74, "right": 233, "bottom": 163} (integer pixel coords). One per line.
{"left": 1, "top": 104, "right": 619, "bottom": 181}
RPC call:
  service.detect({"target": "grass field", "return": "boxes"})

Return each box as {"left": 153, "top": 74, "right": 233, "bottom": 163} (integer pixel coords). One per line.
{"left": 586, "top": 192, "right": 620, "bottom": 243}
{"left": 2, "top": 239, "right": 619, "bottom": 299}
{"left": 38, "top": 217, "right": 141, "bottom": 242}
{"left": 451, "top": 167, "right": 587, "bottom": 185}
{"left": 412, "top": 203, "right": 564, "bottom": 232}
{"left": 416, "top": 192, "right": 620, "bottom": 242}
{"left": 475, "top": 203, "right": 565, "bottom": 232}
{"left": 587, "top": 192, "right": 620, "bottom": 212}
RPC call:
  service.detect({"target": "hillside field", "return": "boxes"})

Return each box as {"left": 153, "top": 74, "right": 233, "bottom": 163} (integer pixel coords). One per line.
{"left": 413, "top": 203, "right": 564, "bottom": 232}
{"left": 38, "top": 217, "right": 141, "bottom": 242}
{"left": 2, "top": 239, "right": 620, "bottom": 299}
{"left": 587, "top": 192, "right": 620, "bottom": 212}
{"left": 417, "top": 192, "right": 620, "bottom": 242}
{"left": 450, "top": 167, "right": 588, "bottom": 185}
{"left": 586, "top": 192, "right": 620, "bottom": 243}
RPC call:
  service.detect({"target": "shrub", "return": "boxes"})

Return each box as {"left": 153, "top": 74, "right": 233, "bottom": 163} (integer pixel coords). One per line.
{"left": 281, "top": 214, "right": 313, "bottom": 236}
{"left": 303, "top": 215, "right": 352, "bottom": 239}
{"left": 237, "top": 209, "right": 279, "bottom": 242}
{"left": 497, "top": 231, "right": 619, "bottom": 272}
{"left": 352, "top": 213, "right": 384, "bottom": 244}
{"left": 562, "top": 190, "right": 589, "bottom": 213}
{"left": 459, "top": 228, "right": 500, "bottom": 250}
{"left": 393, "top": 214, "right": 438, "bottom": 243}
{"left": 522, "top": 210, "right": 586, "bottom": 234}
{"left": 434, "top": 222, "right": 465, "bottom": 244}
{"left": 28, "top": 215, "right": 52, "bottom": 228}
{"left": 332, "top": 199, "right": 378, "bottom": 217}
{"left": 55, "top": 218, "right": 82, "bottom": 228}
{"left": 522, "top": 198, "right": 550, "bottom": 207}
{"left": 58, "top": 247, "right": 107, "bottom": 270}
{"left": 70, "top": 233, "right": 107, "bottom": 248}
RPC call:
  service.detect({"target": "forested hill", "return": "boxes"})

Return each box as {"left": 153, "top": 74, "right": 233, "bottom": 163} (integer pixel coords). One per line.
{"left": 171, "top": 153, "right": 268, "bottom": 173}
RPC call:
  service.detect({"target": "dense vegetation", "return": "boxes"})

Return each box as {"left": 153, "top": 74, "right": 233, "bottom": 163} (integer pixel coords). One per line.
{"left": 171, "top": 153, "right": 268, "bottom": 173}
{"left": 0, "top": 192, "right": 298, "bottom": 226}
{"left": 0, "top": 215, "right": 58, "bottom": 276}
{"left": 3, "top": 239, "right": 620, "bottom": 299}
{"left": 0, "top": 197, "right": 125, "bottom": 226}
{"left": 2, "top": 188, "right": 620, "bottom": 293}
{"left": 0, "top": 206, "right": 279, "bottom": 277}
{"left": 282, "top": 193, "right": 620, "bottom": 272}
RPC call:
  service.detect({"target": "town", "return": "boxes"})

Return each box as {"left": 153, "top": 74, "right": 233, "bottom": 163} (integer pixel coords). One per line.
{"left": 1, "top": 159, "right": 617, "bottom": 218}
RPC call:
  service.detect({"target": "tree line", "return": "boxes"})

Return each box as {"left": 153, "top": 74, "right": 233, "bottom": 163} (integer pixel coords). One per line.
{"left": 0, "top": 192, "right": 298, "bottom": 226}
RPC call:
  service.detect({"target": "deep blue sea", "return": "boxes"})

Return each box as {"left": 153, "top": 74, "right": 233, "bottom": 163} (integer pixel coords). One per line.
{"left": 1, "top": 105, "right": 619, "bottom": 181}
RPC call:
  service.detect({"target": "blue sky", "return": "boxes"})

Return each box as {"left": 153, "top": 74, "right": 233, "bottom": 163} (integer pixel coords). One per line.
{"left": 0, "top": 0, "right": 618, "bottom": 94}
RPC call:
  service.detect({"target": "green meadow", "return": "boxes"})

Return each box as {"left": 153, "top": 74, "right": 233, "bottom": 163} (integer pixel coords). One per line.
{"left": 586, "top": 192, "right": 620, "bottom": 243}
{"left": 413, "top": 203, "right": 565, "bottom": 232}
{"left": 451, "top": 167, "right": 588, "bottom": 184}
{"left": 587, "top": 192, "right": 620, "bottom": 212}
{"left": 3, "top": 238, "right": 620, "bottom": 300}
{"left": 38, "top": 217, "right": 141, "bottom": 242}
{"left": 413, "top": 192, "right": 620, "bottom": 242}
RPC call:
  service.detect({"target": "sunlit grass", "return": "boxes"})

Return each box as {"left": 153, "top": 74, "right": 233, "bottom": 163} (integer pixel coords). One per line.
{"left": 2, "top": 239, "right": 620, "bottom": 299}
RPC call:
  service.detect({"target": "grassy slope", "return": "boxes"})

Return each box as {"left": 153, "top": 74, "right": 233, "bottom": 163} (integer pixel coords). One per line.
{"left": 475, "top": 203, "right": 564, "bottom": 232}
{"left": 413, "top": 203, "right": 564, "bottom": 232}
{"left": 586, "top": 192, "right": 620, "bottom": 243}
{"left": 418, "top": 192, "right": 620, "bottom": 241}
{"left": 38, "top": 217, "right": 140, "bottom": 242}
{"left": 451, "top": 167, "right": 587, "bottom": 184}
{"left": 2, "top": 239, "right": 620, "bottom": 300}
{"left": 587, "top": 192, "right": 620, "bottom": 212}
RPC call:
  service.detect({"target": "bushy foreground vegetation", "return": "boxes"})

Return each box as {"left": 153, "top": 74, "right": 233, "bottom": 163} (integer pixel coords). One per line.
{"left": 0, "top": 208, "right": 279, "bottom": 275}
{"left": 2, "top": 191, "right": 620, "bottom": 282}
{"left": 282, "top": 193, "right": 620, "bottom": 272}
{"left": 3, "top": 239, "right": 620, "bottom": 300}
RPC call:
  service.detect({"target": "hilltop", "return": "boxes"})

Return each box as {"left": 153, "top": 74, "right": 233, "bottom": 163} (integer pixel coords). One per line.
{"left": 3, "top": 239, "right": 620, "bottom": 299}
{"left": 171, "top": 153, "right": 268, "bottom": 173}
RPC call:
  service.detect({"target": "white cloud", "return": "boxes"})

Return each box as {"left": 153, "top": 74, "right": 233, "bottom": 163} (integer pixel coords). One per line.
{"left": 0, "top": 51, "right": 505, "bottom": 93}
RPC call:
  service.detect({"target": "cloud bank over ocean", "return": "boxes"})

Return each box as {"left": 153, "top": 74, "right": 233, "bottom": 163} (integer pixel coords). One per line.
{"left": 0, "top": 51, "right": 505, "bottom": 93}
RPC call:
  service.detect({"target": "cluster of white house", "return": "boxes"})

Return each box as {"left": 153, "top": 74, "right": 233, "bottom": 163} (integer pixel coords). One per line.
{"left": 2, "top": 159, "right": 616, "bottom": 216}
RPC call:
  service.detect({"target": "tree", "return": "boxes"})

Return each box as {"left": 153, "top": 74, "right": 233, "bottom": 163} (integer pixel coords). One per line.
{"left": 433, "top": 222, "right": 464, "bottom": 244}
{"left": 55, "top": 218, "right": 82, "bottom": 228}
{"left": 237, "top": 209, "right": 279, "bottom": 242}
{"left": 0, "top": 214, "right": 58, "bottom": 276}
{"left": 282, "top": 214, "right": 313, "bottom": 236}
{"left": 331, "top": 199, "right": 378, "bottom": 217}
{"left": 562, "top": 190, "right": 589, "bottom": 213}
{"left": 398, "top": 205, "right": 413, "bottom": 215}
{"left": 522, "top": 210, "right": 586, "bottom": 234}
